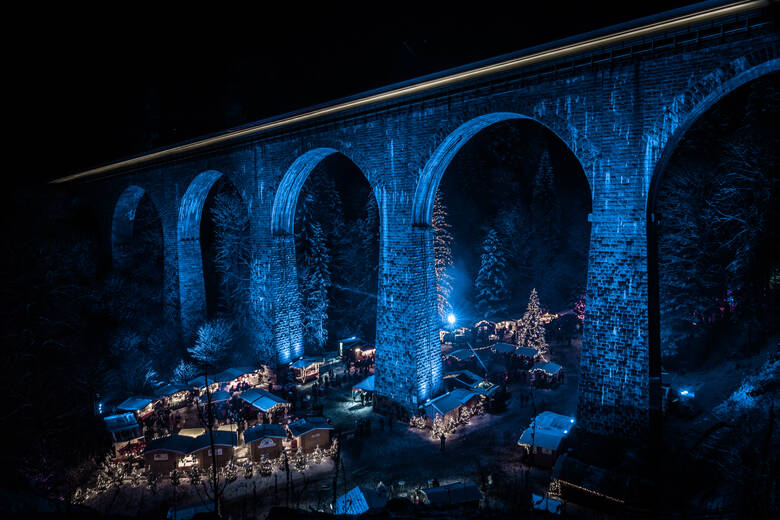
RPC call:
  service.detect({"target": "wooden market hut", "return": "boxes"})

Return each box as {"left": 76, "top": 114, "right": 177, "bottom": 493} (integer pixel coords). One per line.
{"left": 514, "top": 346, "right": 540, "bottom": 368}
{"left": 421, "top": 388, "right": 481, "bottom": 426}
{"left": 244, "top": 424, "right": 287, "bottom": 461}
{"left": 443, "top": 370, "right": 498, "bottom": 398}
{"left": 417, "top": 481, "right": 482, "bottom": 509}
{"left": 143, "top": 435, "right": 193, "bottom": 474}
{"left": 155, "top": 383, "right": 191, "bottom": 408}
{"left": 189, "top": 430, "right": 237, "bottom": 469}
{"left": 516, "top": 411, "right": 575, "bottom": 468}
{"left": 289, "top": 357, "right": 323, "bottom": 383}
{"left": 473, "top": 320, "right": 498, "bottom": 346}
{"left": 117, "top": 396, "right": 156, "bottom": 419}
{"left": 103, "top": 412, "right": 143, "bottom": 451}
{"left": 491, "top": 342, "right": 516, "bottom": 355}
{"left": 530, "top": 361, "right": 564, "bottom": 387}
{"left": 198, "top": 389, "right": 231, "bottom": 405}
{"left": 333, "top": 486, "right": 388, "bottom": 515}
{"left": 338, "top": 336, "right": 373, "bottom": 359}
{"left": 213, "top": 366, "right": 259, "bottom": 389}
{"left": 238, "top": 387, "right": 289, "bottom": 423}
{"left": 286, "top": 417, "right": 334, "bottom": 453}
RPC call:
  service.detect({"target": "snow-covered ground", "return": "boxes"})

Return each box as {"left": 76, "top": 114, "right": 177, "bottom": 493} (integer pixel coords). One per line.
{"left": 83, "top": 340, "right": 582, "bottom": 517}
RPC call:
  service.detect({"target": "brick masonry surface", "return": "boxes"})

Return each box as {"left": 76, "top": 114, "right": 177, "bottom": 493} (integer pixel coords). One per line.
{"left": 70, "top": 12, "right": 779, "bottom": 439}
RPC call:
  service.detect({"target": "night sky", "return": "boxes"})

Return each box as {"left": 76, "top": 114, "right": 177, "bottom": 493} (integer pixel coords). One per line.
{"left": 11, "top": 1, "right": 702, "bottom": 188}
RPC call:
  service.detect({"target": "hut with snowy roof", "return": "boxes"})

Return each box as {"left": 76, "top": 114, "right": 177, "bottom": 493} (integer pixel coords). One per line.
{"left": 517, "top": 411, "right": 575, "bottom": 467}
{"left": 417, "top": 481, "right": 482, "bottom": 509}
{"left": 421, "top": 388, "right": 481, "bottom": 426}
{"left": 530, "top": 361, "right": 564, "bottom": 387}
{"left": 287, "top": 417, "right": 334, "bottom": 452}
{"left": 189, "top": 430, "right": 237, "bottom": 469}
{"left": 244, "top": 424, "right": 288, "bottom": 460}
{"left": 143, "top": 435, "right": 194, "bottom": 474}
{"left": 332, "top": 485, "right": 388, "bottom": 515}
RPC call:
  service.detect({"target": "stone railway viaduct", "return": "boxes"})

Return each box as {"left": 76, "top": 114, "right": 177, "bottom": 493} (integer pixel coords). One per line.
{"left": 55, "top": 0, "right": 779, "bottom": 438}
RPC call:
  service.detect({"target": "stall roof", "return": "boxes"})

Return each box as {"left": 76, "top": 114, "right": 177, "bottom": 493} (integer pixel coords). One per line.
{"left": 531, "top": 361, "right": 563, "bottom": 375}
{"left": 287, "top": 417, "right": 334, "bottom": 438}
{"left": 492, "top": 342, "right": 516, "bottom": 354}
{"left": 199, "top": 390, "right": 231, "bottom": 404}
{"left": 239, "top": 388, "right": 288, "bottom": 412}
{"left": 445, "top": 370, "right": 498, "bottom": 397}
{"left": 531, "top": 411, "right": 575, "bottom": 434}
{"left": 421, "top": 482, "right": 482, "bottom": 506}
{"left": 445, "top": 349, "right": 475, "bottom": 361}
{"left": 104, "top": 413, "right": 140, "bottom": 433}
{"left": 243, "top": 424, "right": 288, "bottom": 444}
{"left": 422, "top": 388, "right": 479, "bottom": 418}
{"left": 117, "top": 396, "right": 155, "bottom": 411}
{"left": 156, "top": 383, "right": 189, "bottom": 398}
{"left": 338, "top": 337, "right": 364, "bottom": 348}
{"left": 213, "top": 367, "right": 256, "bottom": 383}
{"left": 517, "top": 428, "right": 567, "bottom": 451}
{"left": 189, "top": 430, "right": 237, "bottom": 452}
{"left": 144, "top": 435, "right": 194, "bottom": 455}
{"left": 333, "top": 486, "right": 388, "bottom": 516}
{"left": 290, "top": 357, "right": 321, "bottom": 369}
{"left": 352, "top": 375, "right": 375, "bottom": 392}
{"left": 515, "top": 346, "right": 540, "bottom": 358}
{"left": 188, "top": 375, "right": 210, "bottom": 388}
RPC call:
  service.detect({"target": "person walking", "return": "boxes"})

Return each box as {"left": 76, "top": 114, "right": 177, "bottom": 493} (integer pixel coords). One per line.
{"left": 440, "top": 433, "right": 446, "bottom": 452}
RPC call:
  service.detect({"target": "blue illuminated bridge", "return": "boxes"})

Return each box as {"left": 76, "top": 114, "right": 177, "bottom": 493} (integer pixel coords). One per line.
{"left": 54, "top": 0, "right": 779, "bottom": 438}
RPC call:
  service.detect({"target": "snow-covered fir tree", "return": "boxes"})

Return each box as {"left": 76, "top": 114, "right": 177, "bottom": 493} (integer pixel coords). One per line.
{"left": 188, "top": 319, "right": 233, "bottom": 368}
{"left": 210, "top": 191, "right": 250, "bottom": 322}
{"left": 531, "top": 148, "right": 561, "bottom": 258}
{"left": 302, "top": 223, "right": 331, "bottom": 351}
{"left": 517, "top": 288, "right": 549, "bottom": 360}
{"left": 433, "top": 190, "right": 454, "bottom": 322}
{"left": 173, "top": 359, "right": 198, "bottom": 384}
{"left": 474, "top": 228, "right": 509, "bottom": 319}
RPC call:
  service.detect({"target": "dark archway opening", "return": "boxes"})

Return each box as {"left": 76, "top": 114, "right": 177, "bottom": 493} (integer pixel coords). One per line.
{"left": 293, "top": 153, "right": 379, "bottom": 355}
{"left": 649, "top": 73, "right": 779, "bottom": 514}
{"left": 435, "top": 119, "right": 591, "bottom": 367}
{"left": 114, "top": 192, "right": 164, "bottom": 313}
{"left": 198, "top": 178, "right": 254, "bottom": 362}
{"left": 651, "top": 73, "right": 779, "bottom": 370}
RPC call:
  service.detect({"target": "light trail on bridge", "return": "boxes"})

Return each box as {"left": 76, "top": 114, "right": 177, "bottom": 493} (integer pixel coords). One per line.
{"left": 51, "top": 0, "right": 768, "bottom": 185}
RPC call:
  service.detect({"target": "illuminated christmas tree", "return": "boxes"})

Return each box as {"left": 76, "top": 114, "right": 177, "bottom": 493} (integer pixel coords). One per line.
{"left": 517, "top": 288, "right": 549, "bottom": 360}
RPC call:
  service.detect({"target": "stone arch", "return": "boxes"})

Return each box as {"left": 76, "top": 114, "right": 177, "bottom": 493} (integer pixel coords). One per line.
{"left": 270, "top": 147, "right": 379, "bottom": 364}
{"left": 412, "top": 111, "right": 592, "bottom": 227}
{"left": 111, "top": 185, "right": 149, "bottom": 267}
{"left": 645, "top": 57, "right": 780, "bottom": 381}
{"left": 646, "top": 56, "right": 780, "bottom": 211}
{"left": 271, "top": 147, "right": 375, "bottom": 235}
{"left": 178, "top": 169, "right": 249, "bottom": 339}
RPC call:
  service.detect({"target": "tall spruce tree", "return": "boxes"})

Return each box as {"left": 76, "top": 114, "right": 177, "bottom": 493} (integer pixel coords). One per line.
{"left": 302, "top": 223, "right": 331, "bottom": 352}
{"left": 210, "top": 191, "right": 250, "bottom": 323}
{"left": 517, "top": 288, "right": 549, "bottom": 360}
{"left": 474, "top": 228, "right": 509, "bottom": 319}
{"left": 433, "top": 190, "right": 454, "bottom": 322}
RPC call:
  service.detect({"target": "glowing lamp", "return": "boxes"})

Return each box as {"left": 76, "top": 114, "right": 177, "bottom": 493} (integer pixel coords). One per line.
{"left": 680, "top": 390, "right": 689, "bottom": 396}
{"left": 447, "top": 313, "right": 456, "bottom": 326}
{"left": 563, "top": 429, "right": 568, "bottom": 434}
{"left": 570, "top": 419, "right": 575, "bottom": 423}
